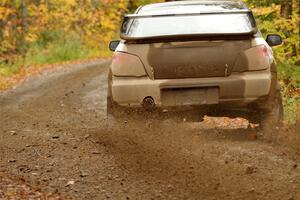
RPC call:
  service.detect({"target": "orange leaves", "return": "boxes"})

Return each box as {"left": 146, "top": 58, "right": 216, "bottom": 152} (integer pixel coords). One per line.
{"left": 0, "top": 6, "right": 13, "bottom": 20}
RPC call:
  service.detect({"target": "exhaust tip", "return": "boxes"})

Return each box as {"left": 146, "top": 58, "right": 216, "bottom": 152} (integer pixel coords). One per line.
{"left": 142, "top": 97, "right": 155, "bottom": 110}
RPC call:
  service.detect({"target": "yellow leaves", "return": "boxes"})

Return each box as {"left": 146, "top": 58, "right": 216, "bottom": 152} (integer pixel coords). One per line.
{"left": 0, "top": 6, "right": 12, "bottom": 20}
{"left": 252, "top": 0, "right": 300, "bottom": 66}
{"left": 25, "top": 33, "right": 38, "bottom": 42}
{"left": 65, "top": 0, "right": 77, "bottom": 7}
{"left": 54, "top": 0, "right": 76, "bottom": 7}
{"left": 0, "top": 0, "right": 7, "bottom": 4}
{"left": 252, "top": 5, "right": 280, "bottom": 16}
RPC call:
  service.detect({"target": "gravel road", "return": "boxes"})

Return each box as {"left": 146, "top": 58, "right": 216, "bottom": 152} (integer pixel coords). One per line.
{"left": 0, "top": 61, "right": 299, "bottom": 200}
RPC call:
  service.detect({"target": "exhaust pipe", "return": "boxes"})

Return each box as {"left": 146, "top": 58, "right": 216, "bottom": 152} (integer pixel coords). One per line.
{"left": 142, "top": 97, "right": 155, "bottom": 111}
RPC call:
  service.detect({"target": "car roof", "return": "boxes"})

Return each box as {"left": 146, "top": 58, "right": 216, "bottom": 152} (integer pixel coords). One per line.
{"left": 138, "top": 0, "right": 248, "bottom": 15}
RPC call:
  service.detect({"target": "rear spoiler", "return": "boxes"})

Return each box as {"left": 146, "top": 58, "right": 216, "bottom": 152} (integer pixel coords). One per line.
{"left": 124, "top": 9, "right": 252, "bottom": 19}
{"left": 122, "top": 32, "right": 257, "bottom": 44}
{"left": 121, "top": 9, "right": 257, "bottom": 41}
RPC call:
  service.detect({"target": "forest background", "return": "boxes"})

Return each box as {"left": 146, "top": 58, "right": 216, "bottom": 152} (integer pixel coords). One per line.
{"left": 0, "top": 0, "right": 299, "bottom": 123}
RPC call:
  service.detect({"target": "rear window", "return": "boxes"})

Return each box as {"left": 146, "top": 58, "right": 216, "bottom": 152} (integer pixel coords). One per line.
{"left": 121, "top": 13, "right": 256, "bottom": 39}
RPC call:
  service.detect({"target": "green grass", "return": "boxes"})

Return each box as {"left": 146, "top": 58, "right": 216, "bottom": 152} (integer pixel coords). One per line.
{"left": 0, "top": 31, "right": 110, "bottom": 78}
{"left": 284, "top": 97, "right": 300, "bottom": 123}
{"left": 278, "top": 63, "right": 300, "bottom": 124}
{"left": 25, "top": 32, "right": 100, "bottom": 66}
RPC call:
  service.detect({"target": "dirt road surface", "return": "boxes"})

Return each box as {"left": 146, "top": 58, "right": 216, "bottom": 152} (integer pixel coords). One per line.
{"left": 0, "top": 61, "right": 299, "bottom": 200}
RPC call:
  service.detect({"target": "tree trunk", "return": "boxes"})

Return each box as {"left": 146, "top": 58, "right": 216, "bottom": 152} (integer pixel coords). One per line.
{"left": 21, "top": 0, "right": 28, "bottom": 30}
{"left": 280, "top": 0, "right": 293, "bottom": 19}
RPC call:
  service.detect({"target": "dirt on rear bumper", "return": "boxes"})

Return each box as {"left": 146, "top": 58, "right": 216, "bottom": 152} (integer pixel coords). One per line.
{"left": 111, "top": 69, "right": 271, "bottom": 107}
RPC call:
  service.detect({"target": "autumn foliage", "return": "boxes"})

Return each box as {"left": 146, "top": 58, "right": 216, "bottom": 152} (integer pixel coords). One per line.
{"left": 0, "top": 0, "right": 146, "bottom": 89}
{"left": 0, "top": 0, "right": 127, "bottom": 65}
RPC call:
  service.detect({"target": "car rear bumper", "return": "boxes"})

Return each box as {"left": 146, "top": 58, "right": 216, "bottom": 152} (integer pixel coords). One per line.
{"left": 111, "top": 70, "right": 271, "bottom": 107}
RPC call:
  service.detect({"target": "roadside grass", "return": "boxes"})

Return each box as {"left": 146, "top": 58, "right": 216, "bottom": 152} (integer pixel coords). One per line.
{"left": 284, "top": 97, "right": 300, "bottom": 124}
{"left": 24, "top": 32, "right": 108, "bottom": 66}
{"left": 0, "top": 32, "right": 111, "bottom": 90}
{"left": 278, "top": 63, "right": 300, "bottom": 124}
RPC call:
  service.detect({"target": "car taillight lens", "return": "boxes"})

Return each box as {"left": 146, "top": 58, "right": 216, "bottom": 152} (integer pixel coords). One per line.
{"left": 233, "top": 45, "right": 271, "bottom": 72}
{"left": 259, "top": 45, "right": 269, "bottom": 57}
{"left": 111, "top": 52, "right": 147, "bottom": 77}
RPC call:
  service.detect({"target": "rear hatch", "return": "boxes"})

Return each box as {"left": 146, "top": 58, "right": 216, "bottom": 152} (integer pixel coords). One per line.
{"left": 120, "top": 5, "right": 257, "bottom": 79}
{"left": 147, "top": 40, "right": 251, "bottom": 79}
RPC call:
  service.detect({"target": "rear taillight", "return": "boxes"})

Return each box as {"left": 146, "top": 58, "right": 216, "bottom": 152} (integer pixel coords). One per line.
{"left": 233, "top": 45, "right": 271, "bottom": 72}
{"left": 111, "top": 52, "right": 147, "bottom": 77}
{"left": 259, "top": 45, "right": 269, "bottom": 57}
